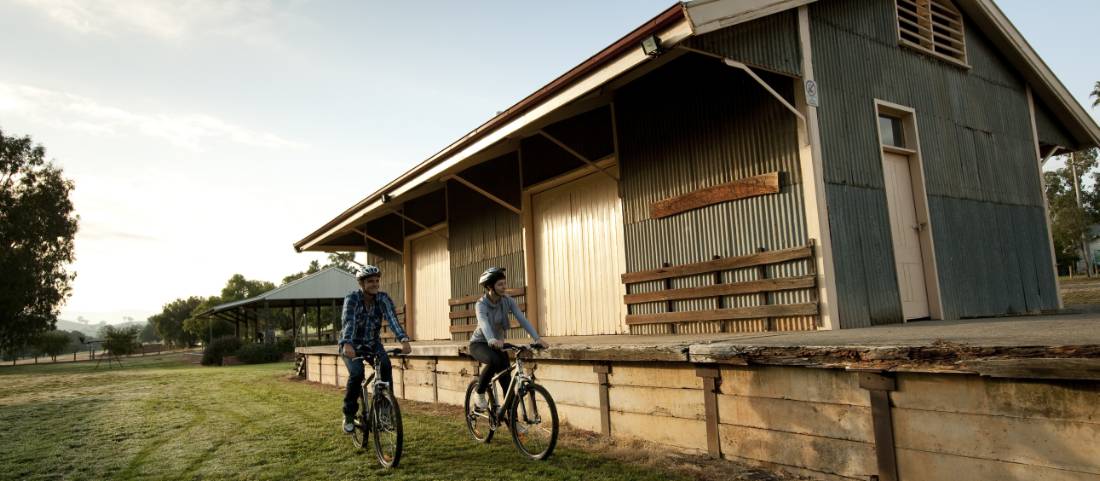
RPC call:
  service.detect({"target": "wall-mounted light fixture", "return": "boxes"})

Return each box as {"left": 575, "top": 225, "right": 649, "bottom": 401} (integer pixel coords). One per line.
{"left": 381, "top": 193, "right": 392, "bottom": 203}
{"left": 640, "top": 34, "right": 663, "bottom": 56}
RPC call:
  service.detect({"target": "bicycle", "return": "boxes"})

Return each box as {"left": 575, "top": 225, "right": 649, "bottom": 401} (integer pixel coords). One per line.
{"left": 349, "top": 347, "right": 405, "bottom": 468}
{"left": 463, "top": 343, "right": 559, "bottom": 460}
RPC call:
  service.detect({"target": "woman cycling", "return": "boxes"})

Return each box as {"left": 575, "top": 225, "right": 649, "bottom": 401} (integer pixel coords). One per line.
{"left": 468, "top": 267, "right": 549, "bottom": 410}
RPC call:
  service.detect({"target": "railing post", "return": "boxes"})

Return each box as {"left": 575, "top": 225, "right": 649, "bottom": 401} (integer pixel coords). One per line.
{"left": 696, "top": 367, "right": 722, "bottom": 458}
{"left": 860, "top": 372, "right": 899, "bottom": 481}
{"left": 594, "top": 364, "right": 612, "bottom": 437}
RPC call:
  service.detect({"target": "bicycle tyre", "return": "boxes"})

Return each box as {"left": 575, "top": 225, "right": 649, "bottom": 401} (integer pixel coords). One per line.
{"left": 371, "top": 389, "right": 403, "bottom": 468}
{"left": 509, "top": 382, "right": 558, "bottom": 460}
{"left": 351, "top": 394, "right": 369, "bottom": 449}
{"left": 463, "top": 380, "right": 494, "bottom": 443}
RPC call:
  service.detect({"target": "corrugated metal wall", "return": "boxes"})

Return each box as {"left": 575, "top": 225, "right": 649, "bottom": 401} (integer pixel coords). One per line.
{"left": 446, "top": 153, "right": 528, "bottom": 341}
{"left": 367, "top": 250, "right": 407, "bottom": 335}
{"left": 686, "top": 9, "right": 802, "bottom": 77}
{"left": 615, "top": 55, "right": 812, "bottom": 334}
{"left": 810, "top": 0, "right": 1058, "bottom": 326}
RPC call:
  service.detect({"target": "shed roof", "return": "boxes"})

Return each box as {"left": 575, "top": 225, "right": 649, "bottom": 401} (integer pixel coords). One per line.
{"left": 295, "top": 0, "right": 1100, "bottom": 253}
{"left": 198, "top": 267, "right": 357, "bottom": 316}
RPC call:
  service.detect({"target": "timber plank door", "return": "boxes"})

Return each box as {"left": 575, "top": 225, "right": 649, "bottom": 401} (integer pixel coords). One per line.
{"left": 410, "top": 231, "right": 452, "bottom": 340}
{"left": 533, "top": 171, "right": 628, "bottom": 336}
{"left": 883, "top": 152, "right": 930, "bottom": 320}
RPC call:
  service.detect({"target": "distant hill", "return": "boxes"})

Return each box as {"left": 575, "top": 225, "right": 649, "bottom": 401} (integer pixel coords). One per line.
{"left": 55, "top": 320, "right": 104, "bottom": 336}
{"left": 53, "top": 319, "right": 143, "bottom": 337}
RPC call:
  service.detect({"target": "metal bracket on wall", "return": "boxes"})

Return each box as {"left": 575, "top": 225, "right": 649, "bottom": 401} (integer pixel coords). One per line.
{"left": 538, "top": 129, "right": 619, "bottom": 182}
{"left": 675, "top": 46, "right": 806, "bottom": 123}
{"left": 445, "top": 174, "right": 522, "bottom": 214}
{"left": 352, "top": 227, "right": 403, "bottom": 255}
{"left": 391, "top": 210, "right": 447, "bottom": 241}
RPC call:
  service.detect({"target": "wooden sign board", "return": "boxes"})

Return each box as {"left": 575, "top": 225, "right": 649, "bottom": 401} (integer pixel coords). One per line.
{"left": 649, "top": 172, "right": 780, "bottom": 219}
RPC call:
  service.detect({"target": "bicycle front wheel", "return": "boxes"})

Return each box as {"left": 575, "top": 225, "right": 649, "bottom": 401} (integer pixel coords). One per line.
{"left": 371, "top": 389, "right": 403, "bottom": 468}
{"left": 509, "top": 383, "right": 558, "bottom": 460}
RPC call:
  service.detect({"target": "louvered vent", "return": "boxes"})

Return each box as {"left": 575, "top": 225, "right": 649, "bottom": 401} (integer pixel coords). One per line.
{"left": 895, "top": 0, "right": 968, "bottom": 66}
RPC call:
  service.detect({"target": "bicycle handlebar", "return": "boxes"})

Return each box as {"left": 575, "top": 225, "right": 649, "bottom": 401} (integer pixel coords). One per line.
{"left": 350, "top": 348, "right": 407, "bottom": 362}
{"left": 500, "top": 342, "right": 545, "bottom": 351}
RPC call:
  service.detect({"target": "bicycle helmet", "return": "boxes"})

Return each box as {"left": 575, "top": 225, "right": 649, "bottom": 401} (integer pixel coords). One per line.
{"left": 355, "top": 264, "right": 382, "bottom": 280}
{"left": 478, "top": 267, "right": 506, "bottom": 289}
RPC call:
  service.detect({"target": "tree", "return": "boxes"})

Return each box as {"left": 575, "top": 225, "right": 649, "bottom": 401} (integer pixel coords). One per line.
{"left": 182, "top": 296, "right": 235, "bottom": 344}
{"left": 220, "top": 274, "right": 275, "bottom": 302}
{"left": 1092, "top": 81, "right": 1100, "bottom": 108}
{"left": 282, "top": 259, "right": 322, "bottom": 285}
{"left": 1046, "top": 149, "right": 1100, "bottom": 272}
{"left": 100, "top": 325, "right": 140, "bottom": 356}
{"left": 324, "top": 252, "right": 357, "bottom": 272}
{"left": 0, "top": 129, "right": 79, "bottom": 357}
{"left": 148, "top": 297, "right": 204, "bottom": 347}
{"left": 33, "top": 330, "right": 72, "bottom": 361}
{"left": 139, "top": 320, "right": 161, "bottom": 344}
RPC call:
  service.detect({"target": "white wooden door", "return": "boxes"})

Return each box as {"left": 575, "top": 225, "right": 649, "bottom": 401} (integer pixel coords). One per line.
{"left": 410, "top": 231, "right": 451, "bottom": 340}
{"left": 883, "top": 152, "right": 930, "bottom": 320}
{"left": 533, "top": 171, "right": 627, "bottom": 336}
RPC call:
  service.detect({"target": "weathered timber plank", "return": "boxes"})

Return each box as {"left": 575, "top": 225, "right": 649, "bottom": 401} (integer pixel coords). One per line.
{"left": 624, "top": 276, "right": 816, "bottom": 304}
{"left": 448, "top": 318, "right": 524, "bottom": 333}
{"left": 650, "top": 172, "right": 780, "bottom": 220}
{"left": 625, "top": 303, "right": 819, "bottom": 325}
{"left": 448, "top": 303, "right": 526, "bottom": 320}
{"left": 960, "top": 358, "right": 1100, "bottom": 381}
{"left": 621, "top": 246, "right": 812, "bottom": 284}
{"left": 448, "top": 288, "right": 525, "bottom": 306}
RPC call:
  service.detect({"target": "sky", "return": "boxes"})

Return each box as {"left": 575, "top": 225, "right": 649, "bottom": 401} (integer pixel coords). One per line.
{"left": 0, "top": 0, "right": 1097, "bottom": 325}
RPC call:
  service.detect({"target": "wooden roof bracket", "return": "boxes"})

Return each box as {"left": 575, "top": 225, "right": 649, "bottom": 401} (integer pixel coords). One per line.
{"left": 444, "top": 174, "right": 522, "bottom": 215}
{"left": 537, "top": 129, "right": 620, "bottom": 182}
{"left": 676, "top": 45, "right": 806, "bottom": 124}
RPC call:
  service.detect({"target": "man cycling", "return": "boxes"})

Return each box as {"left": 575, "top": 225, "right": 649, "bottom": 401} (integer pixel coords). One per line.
{"left": 468, "top": 267, "right": 549, "bottom": 411}
{"left": 339, "top": 264, "right": 412, "bottom": 434}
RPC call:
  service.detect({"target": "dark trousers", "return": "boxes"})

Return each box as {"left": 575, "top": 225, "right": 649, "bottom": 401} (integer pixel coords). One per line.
{"left": 341, "top": 343, "right": 392, "bottom": 417}
{"left": 469, "top": 341, "right": 510, "bottom": 395}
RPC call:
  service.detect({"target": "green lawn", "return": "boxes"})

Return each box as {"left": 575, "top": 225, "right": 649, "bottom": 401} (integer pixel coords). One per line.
{"left": 0, "top": 354, "right": 785, "bottom": 481}
{"left": 1060, "top": 276, "right": 1100, "bottom": 306}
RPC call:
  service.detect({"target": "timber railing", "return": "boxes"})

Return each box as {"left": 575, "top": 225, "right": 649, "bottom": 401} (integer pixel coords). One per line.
{"left": 621, "top": 242, "right": 818, "bottom": 332}
{"left": 448, "top": 287, "right": 527, "bottom": 335}
{"left": 380, "top": 308, "right": 407, "bottom": 341}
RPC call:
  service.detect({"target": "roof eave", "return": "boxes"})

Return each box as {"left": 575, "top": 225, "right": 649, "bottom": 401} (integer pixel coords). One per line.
{"left": 960, "top": 0, "right": 1100, "bottom": 149}
{"left": 294, "top": 3, "right": 692, "bottom": 252}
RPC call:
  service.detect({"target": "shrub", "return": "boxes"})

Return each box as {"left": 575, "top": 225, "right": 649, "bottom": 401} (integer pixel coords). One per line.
{"left": 276, "top": 338, "right": 295, "bottom": 353}
{"left": 100, "top": 325, "right": 141, "bottom": 356}
{"left": 234, "top": 343, "right": 282, "bottom": 364}
{"left": 202, "top": 336, "right": 242, "bottom": 366}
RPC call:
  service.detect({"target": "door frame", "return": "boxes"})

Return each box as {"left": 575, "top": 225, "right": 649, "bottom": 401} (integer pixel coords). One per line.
{"left": 403, "top": 222, "right": 448, "bottom": 340}
{"left": 874, "top": 99, "right": 944, "bottom": 320}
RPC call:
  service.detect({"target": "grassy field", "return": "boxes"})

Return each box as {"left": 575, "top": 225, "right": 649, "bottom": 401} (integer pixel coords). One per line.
{"left": 1059, "top": 276, "right": 1100, "bottom": 306}
{"left": 0, "top": 354, "right": 791, "bottom": 481}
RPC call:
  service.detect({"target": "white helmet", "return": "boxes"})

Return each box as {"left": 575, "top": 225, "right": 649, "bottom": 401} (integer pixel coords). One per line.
{"left": 478, "top": 267, "right": 506, "bottom": 289}
{"left": 355, "top": 264, "right": 382, "bottom": 280}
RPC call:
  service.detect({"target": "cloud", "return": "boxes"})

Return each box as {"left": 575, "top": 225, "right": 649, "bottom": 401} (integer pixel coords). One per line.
{"left": 80, "top": 227, "right": 159, "bottom": 242}
{"left": 12, "top": 0, "right": 287, "bottom": 44}
{"left": 0, "top": 82, "right": 305, "bottom": 150}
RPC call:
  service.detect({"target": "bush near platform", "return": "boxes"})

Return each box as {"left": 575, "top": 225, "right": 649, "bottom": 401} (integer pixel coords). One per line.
{"left": 201, "top": 336, "right": 242, "bottom": 366}
{"left": 234, "top": 343, "right": 282, "bottom": 364}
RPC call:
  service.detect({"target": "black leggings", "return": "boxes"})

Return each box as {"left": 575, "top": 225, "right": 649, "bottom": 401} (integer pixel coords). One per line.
{"left": 469, "top": 342, "right": 510, "bottom": 395}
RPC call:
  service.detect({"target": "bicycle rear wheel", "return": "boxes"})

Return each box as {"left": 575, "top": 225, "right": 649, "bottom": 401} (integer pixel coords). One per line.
{"left": 371, "top": 389, "right": 403, "bottom": 468}
{"left": 509, "top": 383, "right": 558, "bottom": 460}
{"left": 464, "top": 381, "right": 494, "bottom": 443}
